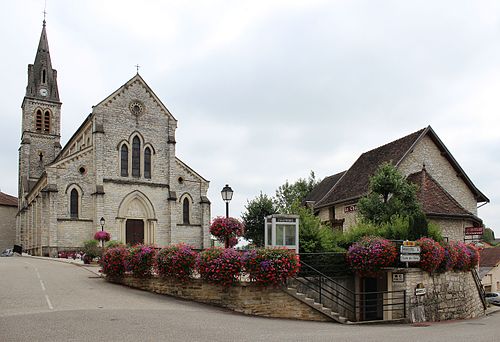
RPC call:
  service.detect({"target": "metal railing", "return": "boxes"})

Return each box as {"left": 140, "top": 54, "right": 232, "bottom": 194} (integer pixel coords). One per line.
{"left": 471, "top": 267, "right": 487, "bottom": 310}
{"left": 291, "top": 255, "right": 407, "bottom": 322}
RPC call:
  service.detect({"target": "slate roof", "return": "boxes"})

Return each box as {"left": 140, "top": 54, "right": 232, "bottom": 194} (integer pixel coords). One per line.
{"left": 407, "top": 169, "right": 480, "bottom": 222}
{"left": 304, "top": 171, "right": 345, "bottom": 204}
{"left": 314, "top": 126, "right": 489, "bottom": 209}
{"left": 480, "top": 248, "right": 500, "bottom": 267}
{"left": 0, "top": 192, "right": 18, "bottom": 207}
{"left": 315, "top": 128, "right": 426, "bottom": 208}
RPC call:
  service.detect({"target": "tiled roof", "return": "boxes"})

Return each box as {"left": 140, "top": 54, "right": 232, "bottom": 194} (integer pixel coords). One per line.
{"left": 480, "top": 248, "right": 500, "bottom": 267}
{"left": 304, "top": 171, "right": 345, "bottom": 204}
{"left": 0, "top": 192, "right": 18, "bottom": 207}
{"left": 315, "top": 128, "right": 426, "bottom": 208}
{"left": 407, "top": 169, "right": 477, "bottom": 220}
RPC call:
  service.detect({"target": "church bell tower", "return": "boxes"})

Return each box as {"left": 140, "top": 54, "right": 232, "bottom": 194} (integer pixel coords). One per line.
{"left": 18, "top": 20, "right": 62, "bottom": 204}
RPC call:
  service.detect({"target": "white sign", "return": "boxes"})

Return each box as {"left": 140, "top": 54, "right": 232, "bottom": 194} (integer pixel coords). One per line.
{"left": 392, "top": 273, "right": 404, "bottom": 282}
{"left": 415, "top": 288, "right": 427, "bottom": 296}
{"left": 400, "top": 254, "right": 420, "bottom": 262}
{"left": 400, "top": 246, "right": 421, "bottom": 254}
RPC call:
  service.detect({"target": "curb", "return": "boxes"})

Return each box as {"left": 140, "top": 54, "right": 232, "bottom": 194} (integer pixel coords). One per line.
{"left": 21, "top": 254, "right": 103, "bottom": 277}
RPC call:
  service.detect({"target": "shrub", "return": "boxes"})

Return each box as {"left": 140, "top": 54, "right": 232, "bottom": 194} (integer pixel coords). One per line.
{"left": 100, "top": 246, "right": 129, "bottom": 277}
{"left": 127, "top": 244, "right": 157, "bottom": 278}
{"left": 83, "top": 239, "right": 101, "bottom": 260}
{"left": 94, "top": 231, "right": 111, "bottom": 242}
{"left": 346, "top": 236, "right": 398, "bottom": 276}
{"left": 467, "top": 244, "right": 481, "bottom": 269}
{"left": 210, "top": 217, "right": 244, "bottom": 248}
{"left": 105, "top": 240, "right": 125, "bottom": 249}
{"left": 243, "top": 248, "right": 300, "bottom": 287}
{"left": 198, "top": 247, "right": 242, "bottom": 286}
{"left": 156, "top": 243, "right": 197, "bottom": 280}
{"left": 416, "top": 237, "right": 445, "bottom": 273}
{"left": 437, "top": 242, "right": 459, "bottom": 272}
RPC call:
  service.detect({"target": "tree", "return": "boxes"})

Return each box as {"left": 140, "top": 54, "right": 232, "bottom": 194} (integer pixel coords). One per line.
{"left": 275, "top": 171, "right": 318, "bottom": 213}
{"left": 358, "top": 162, "right": 422, "bottom": 225}
{"left": 408, "top": 212, "right": 429, "bottom": 240}
{"left": 241, "top": 193, "right": 277, "bottom": 246}
{"left": 482, "top": 228, "right": 496, "bottom": 244}
{"left": 293, "top": 204, "right": 338, "bottom": 253}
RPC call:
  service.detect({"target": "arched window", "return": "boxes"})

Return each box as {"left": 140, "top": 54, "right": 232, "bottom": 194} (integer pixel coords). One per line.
{"left": 144, "top": 147, "right": 151, "bottom": 179}
{"left": 132, "top": 136, "right": 141, "bottom": 177}
{"left": 183, "top": 197, "right": 190, "bottom": 224}
{"left": 70, "top": 189, "right": 79, "bottom": 218}
{"left": 120, "top": 145, "right": 129, "bottom": 177}
{"left": 36, "top": 110, "right": 42, "bottom": 131}
{"left": 44, "top": 111, "right": 50, "bottom": 133}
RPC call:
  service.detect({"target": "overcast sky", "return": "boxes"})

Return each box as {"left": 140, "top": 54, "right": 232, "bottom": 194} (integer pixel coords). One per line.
{"left": 1, "top": 0, "right": 499, "bottom": 236}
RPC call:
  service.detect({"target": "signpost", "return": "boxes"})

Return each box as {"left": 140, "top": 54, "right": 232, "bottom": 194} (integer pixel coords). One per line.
{"left": 400, "top": 254, "right": 421, "bottom": 262}
{"left": 400, "top": 241, "right": 421, "bottom": 266}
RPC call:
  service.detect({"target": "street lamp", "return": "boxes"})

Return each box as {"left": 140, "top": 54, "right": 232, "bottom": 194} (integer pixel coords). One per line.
{"left": 221, "top": 184, "right": 233, "bottom": 218}
{"left": 100, "top": 217, "right": 105, "bottom": 231}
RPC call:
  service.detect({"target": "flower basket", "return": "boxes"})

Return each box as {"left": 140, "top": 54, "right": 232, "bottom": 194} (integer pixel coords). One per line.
{"left": 197, "top": 247, "right": 242, "bottom": 286}
{"left": 243, "top": 248, "right": 300, "bottom": 287}
{"left": 156, "top": 243, "right": 197, "bottom": 280}
{"left": 209, "top": 217, "right": 244, "bottom": 248}
{"left": 346, "top": 236, "right": 398, "bottom": 277}
{"left": 94, "top": 231, "right": 111, "bottom": 242}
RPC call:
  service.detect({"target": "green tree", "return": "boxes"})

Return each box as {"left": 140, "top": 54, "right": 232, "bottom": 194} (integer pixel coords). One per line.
{"left": 241, "top": 193, "right": 277, "bottom": 246}
{"left": 482, "top": 228, "right": 495, "bottom": 244}
{"left": 408, "top": 212, "right": 429, "bottom": 240}
{"left": 358, "top": 162, "right": 421, "bottom": 225}
{"left": 275, "top": 171, "right": 318, "bottom": 213}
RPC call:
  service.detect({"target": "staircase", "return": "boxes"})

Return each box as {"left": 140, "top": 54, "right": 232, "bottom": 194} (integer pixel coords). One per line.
{"left": 471, "top": 267, "right": 487, "bottom": 310}
{"left": 285, "top": 285, "right": 350, "bottom": 323}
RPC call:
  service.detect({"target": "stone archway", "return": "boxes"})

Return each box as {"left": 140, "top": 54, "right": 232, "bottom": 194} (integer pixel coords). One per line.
{"left": 117, "top": 191, "right": 156, "bottom": 244}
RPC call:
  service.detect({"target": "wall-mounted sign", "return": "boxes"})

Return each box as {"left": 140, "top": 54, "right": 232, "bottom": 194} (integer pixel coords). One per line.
{"left": 392, "top": 273, "right": 404, "bottom": 282}
{"left": 415, "top": 283, "right": 426, "bottom": 296}
{"left": 344, "top": 204, "right": 357, "bottom": 213}
{"left": 400, "top": 254, "right": 420, "bottom": 262}
{"left": 465, "top": 227, "right": 484, "bottom": 236}
{"left": 400, "top": 246, "right": 421, "bottom": 254}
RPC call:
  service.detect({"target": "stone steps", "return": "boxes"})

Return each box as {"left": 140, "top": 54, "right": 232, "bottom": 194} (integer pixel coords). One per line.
{"left": 285, "top": 287, "right": 349, "bottom": 324}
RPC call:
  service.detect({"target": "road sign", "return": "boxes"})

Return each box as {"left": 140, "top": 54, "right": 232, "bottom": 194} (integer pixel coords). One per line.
{"left": 400, "top": 246, "right": 421, "bottom": 254}
{"left": 465, "top": 227, "right": 484, "bottom": 236}
{"left": 400, "top": 254, "right": 420, "bottom": 262}
{"left": 403, "top": 241, "right": 416, "bottom": 246}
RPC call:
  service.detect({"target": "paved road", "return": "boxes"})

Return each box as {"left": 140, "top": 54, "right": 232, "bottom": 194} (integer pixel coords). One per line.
{"left": 1, "top": 256, "right": 499, "bottom": 342}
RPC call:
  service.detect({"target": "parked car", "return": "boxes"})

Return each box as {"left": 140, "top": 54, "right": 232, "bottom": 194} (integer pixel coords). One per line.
{"left": 1, "top": 249, "right": 14, "bottom": 257}
{"left": 485, "top": 292, "right": 500, "bottom": 306}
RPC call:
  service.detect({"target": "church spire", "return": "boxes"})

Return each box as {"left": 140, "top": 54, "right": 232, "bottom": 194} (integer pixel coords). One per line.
{"left": 25, "top": 20, "right": 60, "bottom": 102}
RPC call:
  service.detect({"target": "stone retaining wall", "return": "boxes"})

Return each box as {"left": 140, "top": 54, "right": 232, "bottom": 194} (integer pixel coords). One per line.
{"left": 107, "top": 276, "right": 331, "bottom": 322}
{"left": 389, "top": 268, "right": 484, "bottom": 322}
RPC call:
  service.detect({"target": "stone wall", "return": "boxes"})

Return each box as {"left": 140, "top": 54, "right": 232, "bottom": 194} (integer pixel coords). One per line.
{"left": 107, "top": 276, "right": 331, "bottom": 322}
{"left": 388, "top": 268, "right": 484, "bottom": 322}
{"left": 0, "top": 205, "right": 17, "bottom": 251}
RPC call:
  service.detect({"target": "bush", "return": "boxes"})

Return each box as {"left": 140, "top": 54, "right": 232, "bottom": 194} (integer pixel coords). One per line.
{"left": 346, "top": 236, "right": 398, "bottom": 276}
{"left": 243, "top": 248, "right": 300, "bottom": 287}
{"left": 100, "top": 246, "right": 129, "bottom": 277}
{"left": 127, "top": 244, "right": 157, "bottom": 278}
{"left": 105, "top": 240, "right": 125, "bottom": 249}
{"left": 198, "top": 247, "right": 242, "bottom": 286}
{"left": 83, "top": 239, "right": 101, "bottom": 260}
{"left": 156, "top": 243, "right": 197, "bottom": 280}
{"left": 416, "top": 237, "right": 445, "bottom": 273}
{"left": 467, "top": 244, "right": 481, "bottom": 269}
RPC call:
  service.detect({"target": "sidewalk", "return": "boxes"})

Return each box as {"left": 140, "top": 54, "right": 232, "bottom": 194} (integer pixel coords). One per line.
{"left": 486, "top": 304, "right": 500, "bottom": 316}
{"left": 21, "top": 253, "right": 102, "bottom": 277}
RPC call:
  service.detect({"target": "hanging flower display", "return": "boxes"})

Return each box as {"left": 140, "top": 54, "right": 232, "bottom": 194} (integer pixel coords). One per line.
{"left": 94, "top": 230, "right": 111, "bottom": 242}
{"left": 416, "top": 237, "right": 445, "bottom": 273}
{"left": 346, "top": 236, "right": 398, "bottom": 276}
{"left": 209, "top": 217, "right": 245, "bottom": 248}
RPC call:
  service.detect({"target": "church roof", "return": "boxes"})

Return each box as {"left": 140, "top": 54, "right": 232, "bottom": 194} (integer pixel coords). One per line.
{"left": 0, "top": 192, "right": 18, "bottom": 207}
{"left": 314, "top": 126, "right": 489, "bottom": 209}
{"left": 407, "top": 169, "right": 480, "bottom": 222}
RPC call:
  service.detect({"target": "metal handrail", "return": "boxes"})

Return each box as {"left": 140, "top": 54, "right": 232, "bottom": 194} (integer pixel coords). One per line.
{"left": 471, "top": 267, "right": 487, "bottom": 310}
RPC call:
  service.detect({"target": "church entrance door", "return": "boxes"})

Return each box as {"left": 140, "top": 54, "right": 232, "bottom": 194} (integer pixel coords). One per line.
{"left": 126, "top": 219, "right": 144, "bottom": 245}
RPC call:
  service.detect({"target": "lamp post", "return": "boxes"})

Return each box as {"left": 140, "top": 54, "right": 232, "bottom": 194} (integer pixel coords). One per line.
{"left": 99, "top": 217, "right": 105, "bottom": 248}
{"left": 221, "top": 184, "right": 234, "bottom": 248}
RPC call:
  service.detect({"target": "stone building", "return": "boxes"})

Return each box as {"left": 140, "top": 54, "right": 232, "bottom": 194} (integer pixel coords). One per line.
{"left": 0, "top": 192, "right": 17, "bottom": 252}
{"left": 17, "top": 22, "right": 211, "bottom": 256}
{"left": 305, "top": 126, "right": 489, "bottom": 241}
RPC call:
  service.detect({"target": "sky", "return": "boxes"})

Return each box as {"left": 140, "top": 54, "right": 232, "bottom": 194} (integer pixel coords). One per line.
{"left": 1, "top": 0, "right": 499, "bottom": 237}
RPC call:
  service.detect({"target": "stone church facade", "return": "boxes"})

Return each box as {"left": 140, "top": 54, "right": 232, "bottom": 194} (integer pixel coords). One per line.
{"left": 17, "top": 22, "right": 211, "bottom": 256}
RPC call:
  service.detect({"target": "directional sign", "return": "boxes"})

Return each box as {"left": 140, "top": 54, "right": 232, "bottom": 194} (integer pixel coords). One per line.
{"left": 400, "top": 254, "right": 420, "bottom": 262}
{"left": 403, "top": 241, "right": 416, "bottom": 247}
{"left": 400, "top": 246, "right": 421, "bottom": 254}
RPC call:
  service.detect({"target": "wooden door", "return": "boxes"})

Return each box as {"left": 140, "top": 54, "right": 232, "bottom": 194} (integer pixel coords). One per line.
{"left": 126, "top": 219, "right": 144, "bottom": 245}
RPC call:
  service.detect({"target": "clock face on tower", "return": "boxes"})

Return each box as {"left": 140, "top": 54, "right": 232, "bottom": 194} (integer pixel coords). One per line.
{"left": 39, "top": 88, "right": 48, "bottom": 97}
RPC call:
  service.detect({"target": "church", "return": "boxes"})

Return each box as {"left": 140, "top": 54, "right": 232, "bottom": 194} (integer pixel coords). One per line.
{"left": 17, "top": 22, "right": 211, "bottom": 256}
